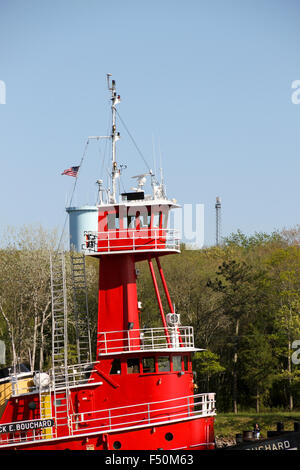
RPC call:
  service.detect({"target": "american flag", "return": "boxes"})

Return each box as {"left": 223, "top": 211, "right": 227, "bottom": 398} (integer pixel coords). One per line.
{"left": 61, "top": 166, "right": 80, "bottom": 177}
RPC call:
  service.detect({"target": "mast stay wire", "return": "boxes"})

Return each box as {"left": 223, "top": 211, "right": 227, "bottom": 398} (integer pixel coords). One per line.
{"left": 100, "top": 112, "right": 111, "bottom": 183}
{"left": 95, "top": 114, "right": 111, "bottom": 204}
{"left": 115, "top": 108, "right": 152, "bottom": 174}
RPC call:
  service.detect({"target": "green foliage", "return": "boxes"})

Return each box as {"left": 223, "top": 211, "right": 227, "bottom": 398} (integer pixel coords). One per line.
{"left": 223, "top": 229, "right": 283, "bottom": 249}
{"left": 193, "top": 350, "right": 225, "bottom": 378}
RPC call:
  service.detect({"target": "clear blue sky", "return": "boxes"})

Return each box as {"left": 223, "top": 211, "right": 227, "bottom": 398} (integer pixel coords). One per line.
{"left": 1, "top": 0, "right": 300, "bottom": 246}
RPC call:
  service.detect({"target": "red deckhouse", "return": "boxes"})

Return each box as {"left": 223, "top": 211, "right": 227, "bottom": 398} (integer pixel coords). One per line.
{"left": 0, "top": 76, "right": 216, "bottom": 450}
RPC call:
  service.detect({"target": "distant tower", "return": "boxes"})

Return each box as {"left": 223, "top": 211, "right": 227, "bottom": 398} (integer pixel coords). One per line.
{"left": 215, "top": 196, "right": 221, "bottom": 246}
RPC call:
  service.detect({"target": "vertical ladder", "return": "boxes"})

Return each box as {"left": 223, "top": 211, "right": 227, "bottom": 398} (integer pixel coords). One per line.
{"left": 50, "top": 252, "right": 71, "bottom": 434}
{"left": 50, "top": 252, "right": 68, "bottom": 385}
{"left": 70, "top": 252, "right": 92, "bottom": 365}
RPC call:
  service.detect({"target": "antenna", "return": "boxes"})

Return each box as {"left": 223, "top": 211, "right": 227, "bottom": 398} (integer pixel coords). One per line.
{"left": 215, "top": 196, "right": 221, "bottom": 246}
{"left": 107, "top": 73, "right": 113, "bottom": 90}
{"left": 152, "top": 134, "right": 157, "bottom": 177}
{"left": 160, "top": 140, "right": 167, "bottom": 196}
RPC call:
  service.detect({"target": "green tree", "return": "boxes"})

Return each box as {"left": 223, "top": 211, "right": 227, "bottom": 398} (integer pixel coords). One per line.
{"left": 239, "top": 328, "right": 277, "bottom": 412}
{"left": 193, "top": 350, "right": 225, "bottom": 393}
{"left": 207, "top": 259, "right": 265, "bottom": 413}
{"left": 265, "top": 247, "right": 300, "bottom": 410}
{"left": 0, "top": 225, "right": 57, "bottom": 370}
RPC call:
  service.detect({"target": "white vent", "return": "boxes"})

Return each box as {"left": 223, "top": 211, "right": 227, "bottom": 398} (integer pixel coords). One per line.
{"left": 166, "top": 313, "right": 180, "bottom": 326}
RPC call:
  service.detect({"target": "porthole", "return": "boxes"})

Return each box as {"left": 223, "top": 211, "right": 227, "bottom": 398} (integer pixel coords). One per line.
{"left": 28, "top": 401, "right": 36, "bottom": 410}
{"left": 165, "top": 432, "right": 173, "bottom": 441}
{"left": 113, "top": 441, "right": 122, "bottom": 450}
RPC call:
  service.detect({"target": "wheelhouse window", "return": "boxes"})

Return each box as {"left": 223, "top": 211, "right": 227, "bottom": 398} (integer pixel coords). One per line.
{"left": 141, "top": 212, "right": 151, "bottom": 228}
{"left": 127, "top": 215, "right": 135, "bottom": 229}
{"left": 172, "top": 355, "right": 182, "bottom": 372}
{"left": 152, "top": 208, "right": 169, "bottom": 229}
{"left": 107, "top": 213, "right": 119, "bottom": 230}
{"left": 162, "top": 211, "right": 169, "bottom": 228}
{"left": 158, "top": 356, "right": 170, "bottom": 372}
{"left": 110, "top": 358, "right": 121, "bottom": 375}
{"left": 183, "top": 355, "right": 189, "bottom": 371}
{"left": 142, "top": 357, "right": 155, "bottom": 373}
{"left": 127, "top": 358, "right": 140, "bottom": 374}
{"left": 153, "top": 212, "right": 161, "bottom": 228}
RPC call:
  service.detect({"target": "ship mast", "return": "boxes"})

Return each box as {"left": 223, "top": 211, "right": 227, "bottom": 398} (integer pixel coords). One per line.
{"left": 107, "top": 74, "right": 121, "bottom": 204}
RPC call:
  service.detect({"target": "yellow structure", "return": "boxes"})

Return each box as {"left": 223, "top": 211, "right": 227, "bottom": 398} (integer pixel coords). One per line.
{"left": 0, "top": 373, "right": 34, "bottom": 419}
{"left": 0, "top": 373, "right": 54, "bottom": 440}
{"left": 40, "top": 392, "right": 53, "bottom": 438}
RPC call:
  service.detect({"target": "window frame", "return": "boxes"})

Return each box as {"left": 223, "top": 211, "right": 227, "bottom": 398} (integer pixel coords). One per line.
{"left": 172, "top": 355, "right": 182, "bottom": 372}
{"left": 142, "top": 356, "right": 156, "bottom": 374}
{"left": 127, "top": 357, "right": 140, "bottom": 374}
{"left": 157, "top": 355, "right": 171, "bottom": 373}
{"left": 110, "top": 358, "right": 121, "bottom": 375}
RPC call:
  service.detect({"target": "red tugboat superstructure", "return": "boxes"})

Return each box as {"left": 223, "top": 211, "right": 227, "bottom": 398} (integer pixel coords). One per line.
{"left": 0, "top": 76, "right": 216, "bottom": 450}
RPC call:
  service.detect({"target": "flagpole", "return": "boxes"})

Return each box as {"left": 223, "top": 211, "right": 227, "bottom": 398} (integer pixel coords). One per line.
{"left": 56, "top": 139, "right": 90, "bottom": 252}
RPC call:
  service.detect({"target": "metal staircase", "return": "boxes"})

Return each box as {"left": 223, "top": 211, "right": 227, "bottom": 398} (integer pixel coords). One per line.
{"left": 70, "top": 252, "right": 92, "bottom": 365}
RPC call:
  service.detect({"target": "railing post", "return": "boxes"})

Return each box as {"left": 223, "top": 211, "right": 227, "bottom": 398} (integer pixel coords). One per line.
{"left": 108, "top": 409, "right": 112, "bottom": 430}
{"left": 147, "top": 404, "right": 151, "bottom": 424}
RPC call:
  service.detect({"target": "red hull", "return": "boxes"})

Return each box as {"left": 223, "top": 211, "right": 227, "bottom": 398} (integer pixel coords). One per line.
{"left": 1, "top": 416, "right": 215, "bottom": 450}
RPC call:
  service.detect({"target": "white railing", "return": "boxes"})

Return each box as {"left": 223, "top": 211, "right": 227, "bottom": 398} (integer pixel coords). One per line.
{"left": 97, "top": 326, "right": 194, "bottom": 355}
{"left": 51, "top": 362, "right": 96, "bottom": 389}
{"left": 71, "top": 393, "right": 216, "bottom": 435}
{"left": 0, "top": 393, "right": 216, "bottom": 448}
{"left": 0, "top": 371, "right": 34, "bottom": 396}
{"left": 2, "top": 362, "right": 96, "bottom": 398}
{"left": 83, "top": 228, "right": 180, "bottom": 254}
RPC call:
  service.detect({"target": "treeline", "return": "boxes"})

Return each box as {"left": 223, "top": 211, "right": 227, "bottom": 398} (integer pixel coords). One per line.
{"left": 0, "top": 226, "right": 99, "bottom": 372}
{"left": 1, "top": 225, "right": 300, "bottom": 413}
{"left": 137, "top": 227, "right": 300, "bottom": 413}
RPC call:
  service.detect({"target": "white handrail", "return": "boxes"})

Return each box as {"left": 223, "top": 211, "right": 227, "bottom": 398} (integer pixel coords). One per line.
{"left": 71, "top": 393, "right": 215, "bottom": 434}
{"left": 83, "top": 228, "right": 180, "bottom": 253}
{"left": 97, "top": 326, "right": 195, "bottom": 354}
